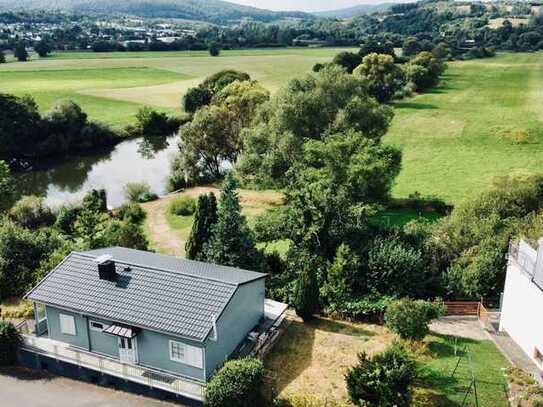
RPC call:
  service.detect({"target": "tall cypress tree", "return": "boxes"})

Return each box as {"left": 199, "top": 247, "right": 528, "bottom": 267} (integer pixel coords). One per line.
{"left": 202, "top": 173, "right": 257, "bottom": 269}
{"left": 185, "top": 193, "right": 218, "bottom": 260}
{"left": 292, "top": 248, "right": 320, "bottom": 321}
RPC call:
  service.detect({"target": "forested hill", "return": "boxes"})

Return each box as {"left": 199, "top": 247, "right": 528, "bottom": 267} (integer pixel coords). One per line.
{"left": 0, "top": 0, "right": 311, "bottom": 24}
{"left": 314, "top": 3, "right": 396, "bottom": 19}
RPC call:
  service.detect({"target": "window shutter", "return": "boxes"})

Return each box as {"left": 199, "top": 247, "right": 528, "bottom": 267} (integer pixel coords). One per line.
{"left": 59, "top": 314, "right": 76, "bottom": 335}
{"left": 186, "top": 344, "right": 203, "bottom": 369}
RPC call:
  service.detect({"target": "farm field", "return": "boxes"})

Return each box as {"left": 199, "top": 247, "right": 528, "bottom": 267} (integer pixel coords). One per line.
{"left": 0, "top": 47, "right": 354, "bottom": 127}
{"left": 386, "top": 52, "right": 543, "bottom": 204}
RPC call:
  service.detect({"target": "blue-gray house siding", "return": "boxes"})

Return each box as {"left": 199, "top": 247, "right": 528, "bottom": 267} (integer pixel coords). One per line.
{"left": 204, "top": 278, "right": 265, "bottom": 378}
{"left": 38, "top": 277, "right": 264, "bottom": 382}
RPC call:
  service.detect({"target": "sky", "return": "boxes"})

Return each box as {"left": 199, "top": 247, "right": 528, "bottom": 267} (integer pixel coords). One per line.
{"left": 229, "top": 0, "right": 396, "bottom": 12}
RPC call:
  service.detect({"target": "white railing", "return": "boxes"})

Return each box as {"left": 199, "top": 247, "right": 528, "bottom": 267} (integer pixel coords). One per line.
{"left": 509, "top": 240, "right": 537, "bottom": 277}
{"left": 21, "top": 334, "right": 205, "bottom": 401}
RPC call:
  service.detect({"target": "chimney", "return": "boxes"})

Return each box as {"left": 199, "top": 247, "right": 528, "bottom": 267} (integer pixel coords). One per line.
{"left": 94, "top": 255, "right": 116, "bottom": 281}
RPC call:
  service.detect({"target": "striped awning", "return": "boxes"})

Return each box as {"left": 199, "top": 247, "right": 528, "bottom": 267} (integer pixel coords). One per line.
{"left": 103, "top": 324, "right": 139, "bottom": 338}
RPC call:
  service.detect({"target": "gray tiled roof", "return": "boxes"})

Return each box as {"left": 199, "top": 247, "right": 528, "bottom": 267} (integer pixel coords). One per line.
{"left": 84, "top": 247, "right": 266, "bottom": 285}
{"left": 26, "top": 249, "right": 266, "bottom": 342}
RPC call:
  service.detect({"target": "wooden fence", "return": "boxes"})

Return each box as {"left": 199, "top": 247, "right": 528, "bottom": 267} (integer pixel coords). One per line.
{"left": 444, "top": 301, "right": 481, "bottom": 316}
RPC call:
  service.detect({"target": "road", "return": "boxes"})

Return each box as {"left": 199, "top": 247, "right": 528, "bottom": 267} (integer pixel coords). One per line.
{"left": 0, "top": 368, "right": 183, "bottom": 407}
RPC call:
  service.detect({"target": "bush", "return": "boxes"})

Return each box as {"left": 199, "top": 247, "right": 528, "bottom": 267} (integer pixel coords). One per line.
{"left": 168, "top": 196, "right": 196, "bottom": 216}
{"left": 123, "top": 182, "right": 158, "bottom": 203}
{"left": 9, "top": 196, "right": 55, "bottom": 229}
{"left": 116, "top": 203, "right": 146, "bottom": 224}
{"left": 384, "top": 298, "right": 446, "bottom": 341}
{"left": 206, "top": 358, "right": 264, "bottom": 407}
{"left": 346, "top": 342, "right": 416, "bottom": 407}
{"left": 0, "top": 320, "right": 22, "bottom": 366}
{"left": 54, "top": 205, "right": 80, "bottom": 234}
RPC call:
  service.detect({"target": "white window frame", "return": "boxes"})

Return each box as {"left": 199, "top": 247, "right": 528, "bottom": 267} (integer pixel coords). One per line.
{"left": 59, "top": 314, "right": 76, "bottom": 336}
{"left": 89, "top": 320, "right": 107, "bottom": 332}
{"left": 169, "top": 340, "right": 203, "bottom": 369}
{"left": 36, "top": 303, "right": 47, "bottom": 322}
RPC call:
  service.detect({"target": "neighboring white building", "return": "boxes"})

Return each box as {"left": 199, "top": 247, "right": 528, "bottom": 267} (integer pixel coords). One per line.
{"left": 500, "top": 238, "right": 543, "bottom": 371}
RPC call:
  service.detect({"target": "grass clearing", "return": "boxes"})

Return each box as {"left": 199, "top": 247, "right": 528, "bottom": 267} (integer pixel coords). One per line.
{"left": 414, "top": 335, "right": 510, "bottom": 406}
{"left": 386, "top": 52, "right": 543, "bottom": 204}
{"left": 142, "top": 186, "right": 283, "bottom": 256}
{"left": 264, "top": 317, "right": 509, "bottom": 406}
{"left": 0, "top": 47, "right": 354, "bottom": 126}
{"left": 265, "top": 315, "right": 394, "bottom": 405}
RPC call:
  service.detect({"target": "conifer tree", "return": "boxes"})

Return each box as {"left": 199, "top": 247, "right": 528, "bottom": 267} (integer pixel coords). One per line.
{"left": 293, "top": 252, "right": 320, "bottom": 321}
{"left": 185, "top": 193, "right": 218, "bottom": 260}
{"left": 0, "top": 51, "right": 6, "bottom": 64}
{"left": 202, "top": 173, "right": 257, "bottom": 269}
{"left": 14, "top": 42, "right": 28, "bottom": 62}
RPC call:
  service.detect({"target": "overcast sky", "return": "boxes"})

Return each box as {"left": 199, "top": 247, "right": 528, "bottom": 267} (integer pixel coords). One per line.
{"left": 229, "top": 0, "right": 395, "bottom": 12}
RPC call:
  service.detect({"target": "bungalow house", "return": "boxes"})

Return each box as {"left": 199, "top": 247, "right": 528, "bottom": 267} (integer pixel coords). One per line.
{"left": 20, "top": 247, "right": 284, "bottom": 403}
{"left": 500, "top": 239, "right": 543, "bottom": 379}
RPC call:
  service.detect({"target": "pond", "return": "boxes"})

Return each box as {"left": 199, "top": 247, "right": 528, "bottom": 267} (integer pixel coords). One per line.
{"left": 13, "top": 136, "right": 179, "bottom": 209}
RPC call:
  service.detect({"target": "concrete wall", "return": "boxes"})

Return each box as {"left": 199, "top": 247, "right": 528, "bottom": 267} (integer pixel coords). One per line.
{"left": 46, "top": 306, "right": 90, "bottom": 350}
{"left": 204, "top": 279, "right": 265, "bottom": 379}
{"left": 500, "top": 260, "right": 543, "bottom": 370}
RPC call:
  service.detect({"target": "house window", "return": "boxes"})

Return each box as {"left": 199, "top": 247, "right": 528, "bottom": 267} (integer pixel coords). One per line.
{"left": 36, "top": 303, "right": 46, "bottom": 322}
{"left": 59, "top": 314, "right": 76, "bottom": 336}
{"left": 169, "top": 340, "right": 203, "bottom": 369}
{"left": 90, "top": 321, "right": 107, "bottom": 332}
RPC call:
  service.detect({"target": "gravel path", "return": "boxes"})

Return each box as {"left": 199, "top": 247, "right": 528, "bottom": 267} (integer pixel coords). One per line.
{"left": 429, "top": 316, "right": 490, "bottom": 340}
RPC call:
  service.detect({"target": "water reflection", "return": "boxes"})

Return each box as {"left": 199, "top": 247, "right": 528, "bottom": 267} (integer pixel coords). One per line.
{"left": 13, "top": 136, "right": 178, "bottom": 208}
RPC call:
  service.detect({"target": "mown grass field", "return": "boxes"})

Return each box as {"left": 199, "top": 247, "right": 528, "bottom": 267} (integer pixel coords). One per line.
{"left": 386, "top": 52, "right": 543, "bottom": 204}
{"left": 0, "top": 47, "right": 354, "bottom": 127}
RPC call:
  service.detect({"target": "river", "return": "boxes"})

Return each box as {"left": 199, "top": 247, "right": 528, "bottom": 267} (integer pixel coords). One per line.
{"left": 13, "top": 136, "right": 179, "bottom": 209}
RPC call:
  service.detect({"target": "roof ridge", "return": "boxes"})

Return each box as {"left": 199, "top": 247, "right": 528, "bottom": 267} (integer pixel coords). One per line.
{"left": 74, "top": 251, "right": 241, "bottom": 287}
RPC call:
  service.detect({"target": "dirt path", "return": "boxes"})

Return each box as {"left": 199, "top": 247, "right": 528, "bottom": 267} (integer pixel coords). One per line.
{"left": 141, "top": 187, "right": 217, "bottom": 256}
{"left": 141, "top": 187, "right": 283, "bottom": 257}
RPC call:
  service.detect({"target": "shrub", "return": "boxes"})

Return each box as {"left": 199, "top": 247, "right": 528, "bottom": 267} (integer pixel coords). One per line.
{"left": 123, "top": 182, "right": 158, "bottom": 203}
{"left": 9, "top": 196, "right": 55, "bottom": 229}
{"left": 116, "top": 203, "right": 147, "bottom": 224}
{"left": 346, "top": 342, "right": 416, "bottom": 407}
{"left": 0, "top": 320, "right": 22, "bottom": 366}
{"left": 168, "top": 196, "right": 196, "bottom": 216}
{"left": 206, "top": 358, "right": 264, "bottom": 407}
{"left": 384, "top": 298, "right": 446, "bottom": 341}
{"left": 54, "top": 205, "right": 80, "bottom": 234}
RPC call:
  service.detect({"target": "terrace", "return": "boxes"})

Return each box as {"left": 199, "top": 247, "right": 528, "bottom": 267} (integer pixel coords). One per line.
{"left": 16, "top": 319, "right": 206, "bottom": 402}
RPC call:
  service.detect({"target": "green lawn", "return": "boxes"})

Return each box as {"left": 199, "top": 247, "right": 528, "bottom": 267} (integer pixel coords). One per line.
{"left": 0, "top": 47, "right": 354, "bottom": 126}
{"left": 414, "top": 335, "right": 510, "bottom": 406}
{"left": 386, "top": 52, "right": 543, "bottom": 204}
{"left": 376, "top": 208, "right": 443, "bottom": 227}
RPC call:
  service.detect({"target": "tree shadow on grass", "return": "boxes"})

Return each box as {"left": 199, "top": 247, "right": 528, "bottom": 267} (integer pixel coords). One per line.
{"left": 393, "top": 101, "right": 439, "bottom": 110}
{"left": 264, "top": 318, "right": 316, "bottom": 395}
{"left": 312, "top": 318, "right": 377, "bottom": 337}
{"left": 0, "top": 366, "right": 53, "bottom": 381}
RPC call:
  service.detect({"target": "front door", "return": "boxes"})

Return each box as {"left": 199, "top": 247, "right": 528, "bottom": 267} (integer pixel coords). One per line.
{"left": 118, "top": 337, "right": 138, "bottom": 364}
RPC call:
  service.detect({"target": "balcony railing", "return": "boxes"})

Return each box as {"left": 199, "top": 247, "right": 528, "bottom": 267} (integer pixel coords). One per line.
{"left": 19, "top": 331, "right": 205, "bottom": 401}
{"left": 508, "top": 240, "right": 537, "bottom": 277}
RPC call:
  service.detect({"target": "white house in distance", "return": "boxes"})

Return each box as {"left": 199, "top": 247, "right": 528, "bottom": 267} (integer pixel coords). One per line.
{"left": 500, "top": 238, "right": 543, "bottom": 373}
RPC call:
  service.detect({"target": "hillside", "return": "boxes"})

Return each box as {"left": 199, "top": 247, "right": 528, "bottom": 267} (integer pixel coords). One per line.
{"left": 314, "top": 3, "right": 396, "bottom": 18}
{"left": 0, "top": 0, "right": 311, "bottom": 24}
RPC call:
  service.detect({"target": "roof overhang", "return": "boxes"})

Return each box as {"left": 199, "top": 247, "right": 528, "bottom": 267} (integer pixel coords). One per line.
{"left": 103, "top": 324, "right": 140, "bottom": 339}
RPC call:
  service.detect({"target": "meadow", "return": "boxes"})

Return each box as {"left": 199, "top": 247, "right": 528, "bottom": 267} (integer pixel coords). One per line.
{"left": 386, "top": 52, "right": 543, "bottom": 204}
{"left": 0, "top": 47, "right": 353, "bottom": 127}
{"left": 2, "top": 49, "right": 543, "bottom": 204}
